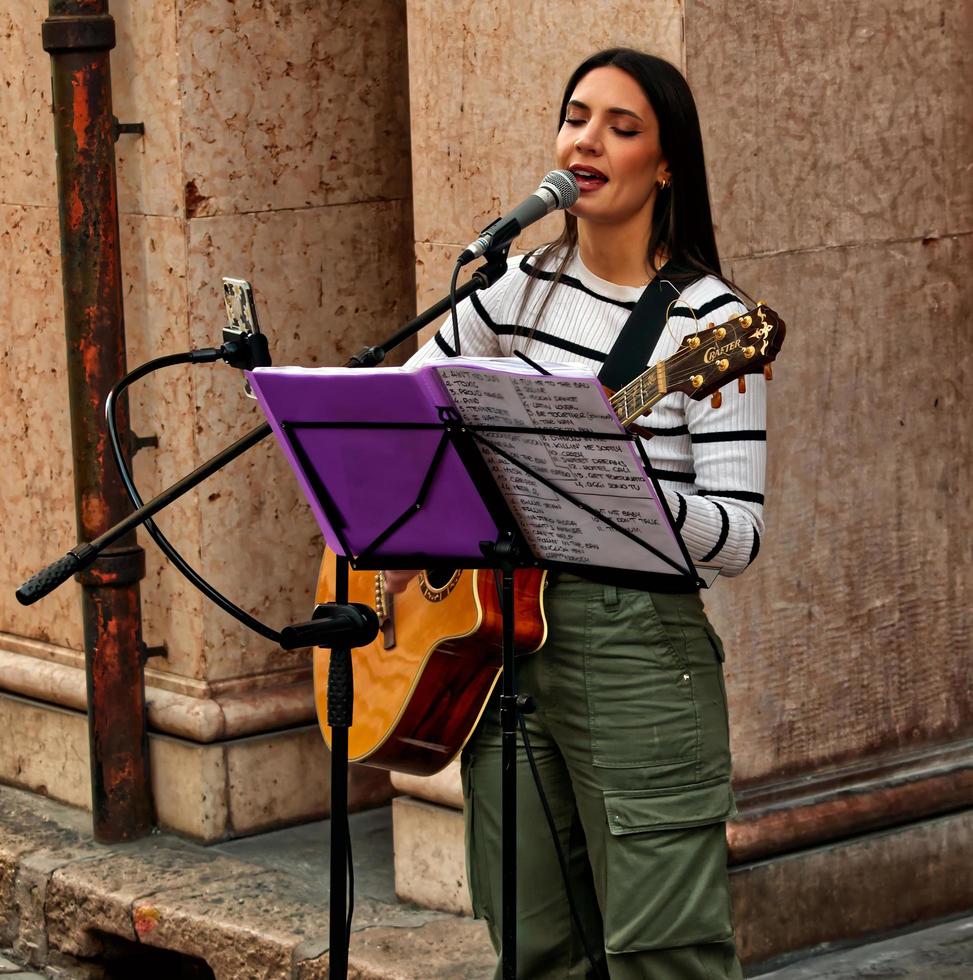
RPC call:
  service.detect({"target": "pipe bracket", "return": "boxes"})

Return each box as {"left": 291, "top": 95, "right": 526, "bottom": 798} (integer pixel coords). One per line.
{"left": 130, "top": 431, "right": 159, "bottom": 456}
{"left": 42, "top": 14, "right": 116, "bottom": 54}
{"left": 113, "top": 118, "right": 145, "bottom": 141}
{"left": 141, "top": 642, "right": 168, "bottom": 663}
{"left": 75, "top": 544, "right": 146, "bottom": 588}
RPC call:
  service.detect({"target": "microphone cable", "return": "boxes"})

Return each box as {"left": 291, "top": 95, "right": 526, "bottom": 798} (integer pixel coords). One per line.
{"left": 489, "top": 573, "right": 608, "bottom": 980}
{"left": 517, "top": 711, "right": 610, "bottom": 980}
{"left": 105, "top": 345, "right": 282, "bottom": 644}
{"left": 110, "top": 346, "right": 366, "bottom": 944}
{"left": 449, "top": 259, "right": 463, "bottom": 357}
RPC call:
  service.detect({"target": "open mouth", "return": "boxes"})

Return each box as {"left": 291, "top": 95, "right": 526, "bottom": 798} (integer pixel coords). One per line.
{"left": 569, "top": 165, "right": 609, "bottom": 191}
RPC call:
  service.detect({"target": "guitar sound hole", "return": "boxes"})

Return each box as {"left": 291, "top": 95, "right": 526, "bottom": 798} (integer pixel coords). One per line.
{"left": 425, "top": 568, "right": 456, "bottom": 590}
{"left": 419, "top": 568, "right": 461, "bottom": 602}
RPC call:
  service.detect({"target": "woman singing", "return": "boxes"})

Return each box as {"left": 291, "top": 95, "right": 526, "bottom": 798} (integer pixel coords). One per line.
{"left": 388, "top": 47, "right": 763, "bottom": 979}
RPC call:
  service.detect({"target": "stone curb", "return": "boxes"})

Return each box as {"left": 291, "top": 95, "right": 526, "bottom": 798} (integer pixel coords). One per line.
{"left": 0, "top": 786, "right": 494, "bottom": 980}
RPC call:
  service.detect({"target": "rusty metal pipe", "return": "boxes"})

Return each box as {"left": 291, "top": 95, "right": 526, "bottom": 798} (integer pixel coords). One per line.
{"left": 42, "top": 0, "right": 152, "bottom": 842}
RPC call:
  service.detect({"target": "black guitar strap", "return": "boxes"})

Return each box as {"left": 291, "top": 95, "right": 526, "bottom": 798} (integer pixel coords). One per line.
{"left": 597, "top": 262, "right": 698, "bottom": 392}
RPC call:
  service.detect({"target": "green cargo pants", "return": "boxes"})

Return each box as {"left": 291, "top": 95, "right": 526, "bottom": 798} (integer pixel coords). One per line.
{"left": 461, "top": 574, "right": 743, "bottom": 979}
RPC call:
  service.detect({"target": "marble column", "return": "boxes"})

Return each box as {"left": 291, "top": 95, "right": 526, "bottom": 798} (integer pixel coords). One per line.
{"left": 0, "top": 0, "right": 416, "bottom": 840}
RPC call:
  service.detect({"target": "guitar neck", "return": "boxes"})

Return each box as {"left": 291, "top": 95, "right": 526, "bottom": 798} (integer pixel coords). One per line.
{"left": 607, "top": 361, "right": 668, "bottom": 427}
{"left": 605, "top": 303, "right": 785, "bottom": 427}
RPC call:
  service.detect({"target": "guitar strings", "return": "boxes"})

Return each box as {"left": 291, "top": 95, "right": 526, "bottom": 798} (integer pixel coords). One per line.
{"left": 662, "top": 290, "right": 700, "bottom": 349}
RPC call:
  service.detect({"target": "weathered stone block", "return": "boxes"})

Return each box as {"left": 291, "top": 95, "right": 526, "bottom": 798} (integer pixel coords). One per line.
{"left": 0, "top": 691, "right": 389, "bottom": 843}
{"left": 392, "top": 796, "right": 471, "bottom": 916}
{"left": 177, "top": 0, "right": 412, "bottom": 217}
{"left": 686, "top": 0, "right": 971, "bottom": 256}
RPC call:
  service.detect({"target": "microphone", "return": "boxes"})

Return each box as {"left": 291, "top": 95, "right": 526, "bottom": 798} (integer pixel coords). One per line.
{"left": 457, "top": 170, "right": 579, "bottom": 267}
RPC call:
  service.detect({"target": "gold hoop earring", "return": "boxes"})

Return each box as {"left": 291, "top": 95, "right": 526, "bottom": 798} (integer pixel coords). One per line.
{"left": 658, "top": 177, "right": 671, "bottom": 191}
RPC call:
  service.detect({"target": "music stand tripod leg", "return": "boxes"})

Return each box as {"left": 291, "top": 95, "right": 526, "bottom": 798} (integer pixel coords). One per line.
{"left": 501, "top": 562, "right": 517, "bottom": 979}
{"left": 483, "top": 532, "right": 523, "bottom": 980}
{"left": 328, "top": 556, "right": 353, "bottom": 980}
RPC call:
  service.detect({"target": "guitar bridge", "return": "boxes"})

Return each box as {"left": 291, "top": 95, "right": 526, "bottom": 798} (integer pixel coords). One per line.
{"left": 374, "top": 573, "right": 396, "bottom": 649}
{"left": 381, "top": 594, "right": 396, "bottom": 650}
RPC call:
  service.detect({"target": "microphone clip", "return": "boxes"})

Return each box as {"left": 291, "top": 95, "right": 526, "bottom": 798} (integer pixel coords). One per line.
{"left": 278, "top": 602, "right": 380, "bottom": 650}
{"left": 457, "top": 217, "right": 506, "bottom": 267}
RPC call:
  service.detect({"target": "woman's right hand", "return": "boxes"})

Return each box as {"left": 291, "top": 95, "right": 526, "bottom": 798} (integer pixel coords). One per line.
{"left": 384, "top": 569, "right": 420, "bottom": 594}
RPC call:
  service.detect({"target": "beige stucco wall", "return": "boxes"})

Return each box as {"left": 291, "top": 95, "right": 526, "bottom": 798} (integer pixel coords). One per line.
{"left": 404, "top": 0, "right": 972, "bottom": 791}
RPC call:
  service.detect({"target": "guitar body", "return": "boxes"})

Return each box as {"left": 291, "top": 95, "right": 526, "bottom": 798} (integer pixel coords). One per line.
{"left": 313, "top": 552, "right": 548, "bottom": 775}
{"left": 308, "top": 304, "right": 785, "bottom": 777}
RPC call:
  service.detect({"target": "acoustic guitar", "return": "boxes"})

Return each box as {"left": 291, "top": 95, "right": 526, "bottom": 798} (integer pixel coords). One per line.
{"left": 313, "top": 304, "right": 786, "bottom": 775}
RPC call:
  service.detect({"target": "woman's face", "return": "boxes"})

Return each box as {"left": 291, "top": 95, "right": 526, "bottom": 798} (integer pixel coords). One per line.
{"left": 555, "top": 66, "right": 669, "bottom": 230}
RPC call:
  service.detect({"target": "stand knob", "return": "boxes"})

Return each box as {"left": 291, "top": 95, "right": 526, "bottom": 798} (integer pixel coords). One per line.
{"left": 516, "top": 693, "right": 537, "bottom": 714}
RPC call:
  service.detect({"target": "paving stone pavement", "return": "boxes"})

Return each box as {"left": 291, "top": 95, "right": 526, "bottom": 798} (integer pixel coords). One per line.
{"left": 748, "top": 915, "right": 973, "bottom": 979}
{"left": 0, "top": 947, "right": 44, "bottom": 978}
{"left": 0, "top": 784, "right": 494, "bottom": 979}
{"left": 1, "top": 784, "right": 970, "bottom": 978}
{"left": 6, "top": 917, "right": 973, "bottom": 978}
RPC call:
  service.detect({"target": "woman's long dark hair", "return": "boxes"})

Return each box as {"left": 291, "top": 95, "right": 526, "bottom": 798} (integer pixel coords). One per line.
{"left": 520, "top": 48, "right": 732, "bottom": 327}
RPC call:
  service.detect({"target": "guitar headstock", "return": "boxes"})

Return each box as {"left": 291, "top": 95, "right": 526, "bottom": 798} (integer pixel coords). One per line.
{"left": 667, "top": 304, "right": 786, "bottom": 403}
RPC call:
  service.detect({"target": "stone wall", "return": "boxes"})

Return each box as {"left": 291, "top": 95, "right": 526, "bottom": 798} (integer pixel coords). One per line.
{"left": 395, "top": 0, "right": 973, "bottom": 959}
{"left": 0, "top": 0, "right": 416, "bottom": 839}
{"left": 688, "top": 0, "right": 972, "bottom": 788}
{"left": 0, "top": 0, "right": 970, "bottom": 927}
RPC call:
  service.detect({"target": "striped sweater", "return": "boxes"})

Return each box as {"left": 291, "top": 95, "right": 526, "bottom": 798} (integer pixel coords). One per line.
{"left": 407, "top": 249, "right": 766, "bottom": 577}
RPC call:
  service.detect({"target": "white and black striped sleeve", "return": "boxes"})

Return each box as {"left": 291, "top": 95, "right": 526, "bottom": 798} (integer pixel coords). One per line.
{"left": 668, "top": 297, "right": 767, "bottom": 577}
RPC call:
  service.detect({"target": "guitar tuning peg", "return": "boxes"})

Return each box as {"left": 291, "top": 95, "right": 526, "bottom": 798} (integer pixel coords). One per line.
{"left": 763, "top": 364, "right": 773, "bottom": 381}
{"left": 738, "top": 377, "right": 746, "bottom": 394}
{"left": 710, "top": 390, "right": 722, "bottom": 409}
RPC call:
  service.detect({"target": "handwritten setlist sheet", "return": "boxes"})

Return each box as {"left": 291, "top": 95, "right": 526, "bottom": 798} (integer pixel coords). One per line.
{"left": 435, "top": 361, "right": 692, "bottom": 577}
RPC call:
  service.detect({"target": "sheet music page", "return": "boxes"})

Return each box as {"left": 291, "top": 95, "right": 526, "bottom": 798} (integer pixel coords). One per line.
{"left": 433, "top": 361, "right": 692, "bottom": 577}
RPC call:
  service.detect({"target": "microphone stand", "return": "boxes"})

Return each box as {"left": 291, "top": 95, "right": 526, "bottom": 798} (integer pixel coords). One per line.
{"left": 15, "top": 251, "right": 510, "bottom": 607}
{"left": 16, "top": 247, "right": 512, "bottom": 980}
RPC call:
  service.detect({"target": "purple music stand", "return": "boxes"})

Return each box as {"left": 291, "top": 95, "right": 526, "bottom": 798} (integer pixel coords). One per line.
{"left": 248, "top": 361, "right": 701, "bottom": 980}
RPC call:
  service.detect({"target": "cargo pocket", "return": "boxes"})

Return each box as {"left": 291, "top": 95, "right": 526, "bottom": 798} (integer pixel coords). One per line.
{"left": 600, "top": 778, "right": 736, "bottom": 954}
